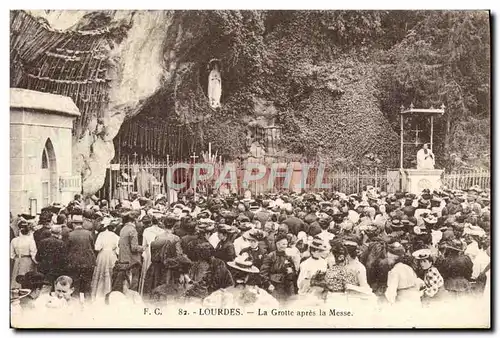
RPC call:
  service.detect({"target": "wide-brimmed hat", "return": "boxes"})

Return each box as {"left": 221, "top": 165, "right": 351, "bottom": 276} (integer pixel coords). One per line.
{"left": 238, "top": 222, "right": 254, "bottom": 232}
{"left": 387, "top": 242, "right": 406, "bottom": 256}
{"left": 164, "top": 256, "right": 193, "bottom": 270}
{"left": 342, "top": 240, "right": 359, "bottom": 248}
{"left": 19, "top": 214, "right": 36, "bottom": 222}
{"left": 413, "top": 225, "right": 428, "bottom": 235}
{"left": 463, "top": 225, "right": 486, "bottom": 237}
{"left": 412, "top": 248, "right": 432, "bottom": 260}
{"left": 11, "top": 288, "right": 31, "bottom": 301}
{"left": 15, "top": 271, "right": 50, "bottom": 289}
{"left": 390, "top": 219, "right": 404, "bottom": 228}
{"left": 217, "top": 224, "right": 235, "bottom": 234}
{"left": 319, "top": 201, "right": 333, "bottom": 208}
{"left": 197, "top": 222, "right": 215, "bottom": 232}
{"left": 309, "top": 238, "right": 328, "bottom": 251}
{"left": 442, "top": 239, "right": 464, "bottom": 252}
{"left": 243, "top": 229, "right": 266, "bottom": 241}
{"left": 227, "top": 255, "right": 259, "bottom": 274}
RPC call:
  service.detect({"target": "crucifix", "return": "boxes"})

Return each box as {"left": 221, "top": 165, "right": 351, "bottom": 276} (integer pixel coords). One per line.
{"left": 190, "top": 152, "right": 199, "bottom": 164}
{"left": 132, "top": 152, "right": 138, "bottom": 164}
{"left": 411, "top": 127, "right": 423, "bottom": 146}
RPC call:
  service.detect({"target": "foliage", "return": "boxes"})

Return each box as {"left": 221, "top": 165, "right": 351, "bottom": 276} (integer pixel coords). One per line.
{"left": 376, "top": 11, "right": 490, "bottom": 169}
{"left": 123, "top": 10, "right": 490, "bottom": 170}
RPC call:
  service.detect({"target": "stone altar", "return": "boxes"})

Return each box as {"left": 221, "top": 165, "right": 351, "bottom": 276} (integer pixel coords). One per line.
{"left": 401, "top": 169, "right": 444, "bottom": 194}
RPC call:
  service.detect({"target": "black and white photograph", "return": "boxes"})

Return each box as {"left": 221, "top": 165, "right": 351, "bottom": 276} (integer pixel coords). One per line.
{"left": 8, "top": 9, "right": 491, "bottom": 328}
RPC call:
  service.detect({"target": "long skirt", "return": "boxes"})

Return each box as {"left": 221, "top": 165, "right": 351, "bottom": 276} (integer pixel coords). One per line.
{"left": 90, "top": 250, "right": 117, "bottom": 301}
{"left": 11, "top": 257, "right": 35, "bottom": 288}
{"left": 142, "top": 262, "right": 166, "bottom": 300}
{"left": 138, "top": 250, "right": 152, "bottom": 296}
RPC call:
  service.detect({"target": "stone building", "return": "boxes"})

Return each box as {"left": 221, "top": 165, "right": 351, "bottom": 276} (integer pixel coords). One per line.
{"left": 10, "top": 88, "right": 81, "bottom": 216}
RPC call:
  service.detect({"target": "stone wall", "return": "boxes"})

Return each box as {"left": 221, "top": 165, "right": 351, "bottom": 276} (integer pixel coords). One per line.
{"left": 10, "top": 89, "right": 80, "bottom": 216}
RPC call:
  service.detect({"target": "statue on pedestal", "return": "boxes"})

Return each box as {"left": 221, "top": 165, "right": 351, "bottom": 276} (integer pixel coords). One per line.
{"left": 416, "top": 143, "right": 435, "bottom": 170}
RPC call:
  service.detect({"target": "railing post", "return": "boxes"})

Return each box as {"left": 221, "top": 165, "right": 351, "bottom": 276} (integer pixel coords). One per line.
{"left": 357, "top": 167, "right": 360, "bottom": 194}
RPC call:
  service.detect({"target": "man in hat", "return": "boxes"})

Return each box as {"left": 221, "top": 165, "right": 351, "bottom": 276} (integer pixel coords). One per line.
{"left": 118, "top": 211, "right": 146, "bottom": 292}
{"left": 66, "top": 214, "right": 96, "bottom": 300}
{"left": 35, "top": 224, "right": 67, "bottom": 292}
{"left": 297, "top": 238, "right": 328, "bottom": 295}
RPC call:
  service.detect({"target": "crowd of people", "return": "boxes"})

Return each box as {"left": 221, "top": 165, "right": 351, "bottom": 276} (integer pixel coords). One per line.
{"left": 10, "top": 184, "right": 491, "bottom": 316}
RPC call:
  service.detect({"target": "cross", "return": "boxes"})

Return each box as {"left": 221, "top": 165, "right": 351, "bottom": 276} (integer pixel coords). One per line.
{"left": 190, "top": 152, "right": 199, "bottom": 164}
{"left": 132, "top": 152, "right": 138, "bottom": 163}
{"left": 411, "top": 127, "right": 423, "bottom": 146}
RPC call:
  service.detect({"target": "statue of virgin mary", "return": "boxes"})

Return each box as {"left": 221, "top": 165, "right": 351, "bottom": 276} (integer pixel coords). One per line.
{"left": 208, "top": 59, "right": 222, "bottom": 109}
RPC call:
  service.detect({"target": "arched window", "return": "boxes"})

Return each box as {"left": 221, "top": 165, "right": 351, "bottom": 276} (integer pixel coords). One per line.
{"left": 41, "top": 148, "right": 48, "bottom": 169}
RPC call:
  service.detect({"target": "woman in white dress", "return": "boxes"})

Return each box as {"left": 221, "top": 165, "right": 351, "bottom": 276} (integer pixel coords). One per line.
{"left": 10, "top": 221, "right": 37, "bottom": 288}
{"left": 90, "top": 219, "right": 120, "bottom": 301}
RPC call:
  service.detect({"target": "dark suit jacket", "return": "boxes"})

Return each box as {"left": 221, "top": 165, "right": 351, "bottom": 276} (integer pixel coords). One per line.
{"left": 34, "top": 226, "right": 51, "bottom": 247}
{"left": 214, "top": 239, "right": 235, "bottom": 263}
{"left": 36, "top": 236, "right": 67, "bottom": 277}
{"left": 66, "top": 227, "right": 96, "bottom": 270}
{"left": 118, "top": 223, "right": 144, "bottom": 267}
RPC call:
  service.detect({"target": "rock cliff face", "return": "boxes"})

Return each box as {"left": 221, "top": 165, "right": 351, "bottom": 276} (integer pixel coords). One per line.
{"left": 28, "top": 10, "right": 401, "bottom": 195}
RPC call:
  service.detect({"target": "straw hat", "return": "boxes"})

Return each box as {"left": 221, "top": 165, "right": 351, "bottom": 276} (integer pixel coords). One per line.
{"left": 11, "top": 288, "right": 30, "bottom": 302}
{"left": 243, "top": 229, "right": 266, "bottom": 241}
{"left": 309, "top": 238, "right": 328, "bottom": 251}
{"left": 463, "top": 225, "right": 486, "bottom": 237}
{"left": 342, "top": 240, "right": 359, "bottom": 248}
{"left": 227, "top": 255, "right": 259, "bottom": 274}
{"left": 387, "top": 242, "right": 406, "bottom": 256}
{"left": 389, "top": 218, "right": 404, "bottom": 228}
{"left": 412, "top": 248, "right": 432, "bottom": 260}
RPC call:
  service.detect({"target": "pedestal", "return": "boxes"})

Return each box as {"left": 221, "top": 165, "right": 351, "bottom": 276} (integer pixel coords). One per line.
{"left": 401, "top": 169, "right": 444, "bottom": 194}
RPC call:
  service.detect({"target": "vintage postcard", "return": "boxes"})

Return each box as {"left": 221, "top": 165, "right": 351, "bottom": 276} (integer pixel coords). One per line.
{"left": 9, "top": 9, "right": 491, "bottom": 328}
